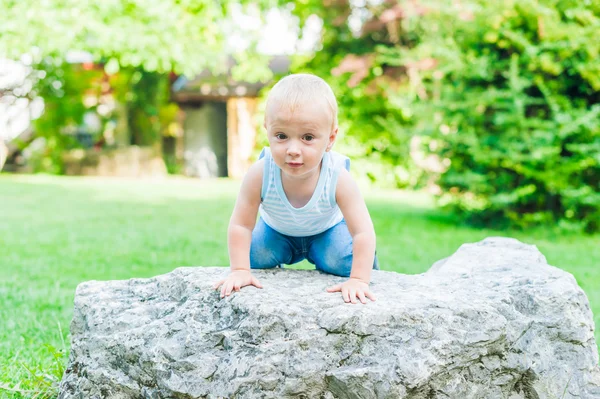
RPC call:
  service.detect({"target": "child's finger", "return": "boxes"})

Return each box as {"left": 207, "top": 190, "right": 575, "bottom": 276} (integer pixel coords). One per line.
{"left": 222, "top": 282, "right": 232, "bottom": 297}
{"left": 357, "top": 291, "right": 367, "bottom": 304}
{"left": 365, "top": 290, "right": 377, "bottom": 302}
{"left": 342, "top": 288, "right": 350, "bottom": 303}
{"left": 212, "top": 279, "right": 224, "bottom": 290}
{"left": 349, "top": 289, "right": 357, "bottom": 304}
{"left": 251, "top": 277, "right": 263, "bottom": 288}
{"left": 326, "top": 284, "right": 342, "bottom": 292}
{"left": 226, "top": 281, "right": 237, "bottom": 296}
{"left": 234, "top": 282, "right": 241, "bottom": 292}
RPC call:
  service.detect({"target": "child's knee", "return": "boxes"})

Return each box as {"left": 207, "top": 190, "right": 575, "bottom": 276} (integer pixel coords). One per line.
{"left": 316, "top": 251, "right": 352, "bottom": 277}
{"left": 249, "top": 246, "right": 281, "bottom": 269}
{"left": 315, "top": 250, "right": 379, "bottom": 276}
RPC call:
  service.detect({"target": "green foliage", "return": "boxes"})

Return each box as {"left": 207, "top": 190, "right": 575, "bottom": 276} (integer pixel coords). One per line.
{"left": 121, "top": 69, "right": 170, "bottom": 146}
{"left": 408, "top": 0, "right": 600, "bottom": 232}
{"left": 290, "top": 0, "right": 430, "bottom": 186}
{"left": 30, "top": 61, "right": 104, "bottom": 173}
{"left": 1, "top": 0, "right": 279, "bottom": 173}
{"left": 0, "top": 338, "right": 66, "bottom": 399}
{"left": 292, "top": 0, "right": 600, "bottom": 232}
{"left": 20, "top": 62, "right": 175, "bottom": 173}
{"left": 0, "top": 0, "right": 277, "bottom": 76}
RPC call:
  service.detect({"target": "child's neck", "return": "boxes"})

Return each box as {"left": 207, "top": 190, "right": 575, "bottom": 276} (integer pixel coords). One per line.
{"left": 280, "top": 161, "right": 322, "bottom": 209}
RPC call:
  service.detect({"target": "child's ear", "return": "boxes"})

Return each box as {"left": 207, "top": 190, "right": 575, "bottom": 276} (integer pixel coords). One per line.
{"left": 326, "top": 127, "right": 338, "bottom": 152}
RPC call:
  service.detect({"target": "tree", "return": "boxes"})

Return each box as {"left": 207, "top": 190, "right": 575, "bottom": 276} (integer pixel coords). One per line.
{"left": 290, "top": 0, "right": 600, "bottom": 232}
{"left": 0, "top": 0, "right": 277, "bottom": 77}
{"left": 0, "top": 0, "right": 279, "bottom": 171}
{"left": 289, "top": 0, "right": 429, "bottom": 187}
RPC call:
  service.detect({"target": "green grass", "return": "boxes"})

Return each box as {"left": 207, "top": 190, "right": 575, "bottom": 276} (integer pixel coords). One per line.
{"left": 1, "top": 174, "right": 599, "bottom": 398}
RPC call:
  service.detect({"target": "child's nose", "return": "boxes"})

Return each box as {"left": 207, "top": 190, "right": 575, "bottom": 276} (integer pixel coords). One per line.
{"left": 287, "top": 142, "right": 300, "bottom": 156}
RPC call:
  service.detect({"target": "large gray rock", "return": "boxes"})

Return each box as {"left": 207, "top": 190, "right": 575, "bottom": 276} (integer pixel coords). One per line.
{"left": 59, "top": 237, "right": 600, "bottom": 399}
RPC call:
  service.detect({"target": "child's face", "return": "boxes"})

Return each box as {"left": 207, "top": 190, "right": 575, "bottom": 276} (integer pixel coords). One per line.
{"left": 264, "top": 99, "right": 337, "bottom": 179}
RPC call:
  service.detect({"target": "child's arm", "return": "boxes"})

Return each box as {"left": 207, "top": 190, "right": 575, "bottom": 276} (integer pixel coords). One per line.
{"left": 212, "top": 160, "right": 264, "bottom": 298}
{"left": 326, "top": 168, "right": 377, "bottom": 304}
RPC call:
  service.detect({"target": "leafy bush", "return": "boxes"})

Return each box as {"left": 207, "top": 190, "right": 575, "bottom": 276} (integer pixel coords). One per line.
{"left": 409, "top": 0, "right": 600, "bottom": 232}
{"left": 294, "top": 0, "right": 600, "bottom": 232}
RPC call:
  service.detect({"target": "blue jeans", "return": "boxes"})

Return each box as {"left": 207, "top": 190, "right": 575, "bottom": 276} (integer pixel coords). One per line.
{"left": 250, "top": 218, "right": 379, "bottom": 277}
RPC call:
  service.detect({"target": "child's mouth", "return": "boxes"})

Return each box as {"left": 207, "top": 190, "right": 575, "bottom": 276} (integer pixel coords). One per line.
{"left": 287, "top": 162, "right": 303, "bottom": 168}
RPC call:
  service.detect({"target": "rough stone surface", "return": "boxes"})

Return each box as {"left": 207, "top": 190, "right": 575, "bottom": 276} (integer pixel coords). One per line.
{"left": 59, "top": 237, "right": 600, "bottom": 399}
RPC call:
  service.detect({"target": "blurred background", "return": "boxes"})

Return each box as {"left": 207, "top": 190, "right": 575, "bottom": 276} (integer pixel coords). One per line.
{"left": 2, "top": 0, "right": 599, "bottom": 231}
{"left": 1, "top": 0, "right": 599, "bottom": 397}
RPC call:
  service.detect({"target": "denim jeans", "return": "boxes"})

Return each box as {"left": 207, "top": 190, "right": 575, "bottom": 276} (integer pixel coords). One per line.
{"left": 250, "top": 218, "right": 379, "bottom": 277}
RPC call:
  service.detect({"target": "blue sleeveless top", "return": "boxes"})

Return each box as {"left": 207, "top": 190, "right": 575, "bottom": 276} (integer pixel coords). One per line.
{"left": 258, "top": 147, "right": 350, "bottom": 237}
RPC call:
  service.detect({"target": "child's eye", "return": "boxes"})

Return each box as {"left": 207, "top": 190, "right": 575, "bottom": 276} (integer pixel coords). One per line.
{"left": 303, "top": 135, "right": 315, "bottom": 142}
{"left": 275, "top": 133, "right": 287, "bottom": 140}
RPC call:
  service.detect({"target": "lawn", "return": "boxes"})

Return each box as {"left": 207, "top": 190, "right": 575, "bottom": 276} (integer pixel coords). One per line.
{"left": 1, "top": 174, "right": 599, "bottom": 398}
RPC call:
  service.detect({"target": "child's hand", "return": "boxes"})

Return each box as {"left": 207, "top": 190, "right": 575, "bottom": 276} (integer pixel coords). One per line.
{"left": 326, "top": 278, "right": 376, "bottom": 304}
{"left": 212, "top": 270, "right": 263, "bottom": 298}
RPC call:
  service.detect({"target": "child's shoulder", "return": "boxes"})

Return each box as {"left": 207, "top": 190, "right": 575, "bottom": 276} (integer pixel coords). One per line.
{"left": 334, "top": 167, "right": 362, "bottom": 205}
{"left": 247, "top": 158, "right": 265, "bottom": 179}
{"left": 329, "top": 150, "right": 351, "bottom": 172}
{"left": 258, "top": 147, "right": 271, "bottom": 160}
{"left": 239, "top": 159, "right": 264, "bottom": 199}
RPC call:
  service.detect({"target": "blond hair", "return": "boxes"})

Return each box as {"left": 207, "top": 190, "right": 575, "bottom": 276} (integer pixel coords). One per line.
{"left": 265, "top": 73, "right": 338, "bottom": 129}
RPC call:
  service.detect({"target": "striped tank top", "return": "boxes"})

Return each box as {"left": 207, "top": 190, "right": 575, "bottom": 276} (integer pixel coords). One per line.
{"left": 258, "top": 147, "right": 350, "bottom": 237}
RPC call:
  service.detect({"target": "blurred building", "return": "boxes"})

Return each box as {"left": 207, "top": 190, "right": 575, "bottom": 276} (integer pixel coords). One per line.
{"left": 171, "top": 55, "right": 289, "bottom": 179}
{"left": 2, "top": 53, "right": 290, "bottom": 177}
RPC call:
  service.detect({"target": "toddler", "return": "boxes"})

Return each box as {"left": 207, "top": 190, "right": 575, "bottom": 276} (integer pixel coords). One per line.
{"left": 213, "top": 73, "right": 378, "bottom": 304}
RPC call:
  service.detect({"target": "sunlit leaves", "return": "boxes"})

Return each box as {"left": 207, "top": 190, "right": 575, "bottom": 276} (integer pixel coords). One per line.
{"left": 290, "top": 0, "right": 600, "bottom": 231}
{"left": 0, "top": 0, "right": 269, "bottom": 76}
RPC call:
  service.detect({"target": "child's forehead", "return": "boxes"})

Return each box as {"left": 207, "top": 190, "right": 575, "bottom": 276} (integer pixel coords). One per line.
{"left": 267, "top": 110, "right": 332, "bottom": 131}
{"left": 266, "top": 98, "right": 333, "bottom": 121}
